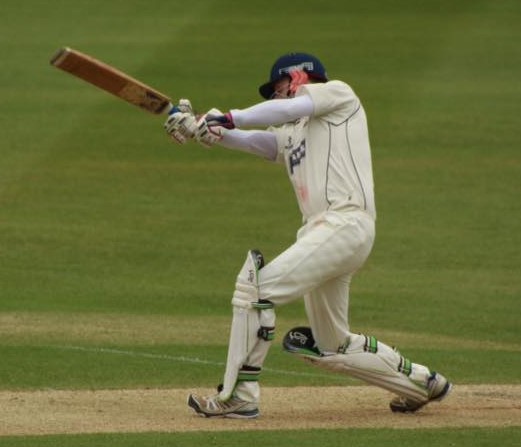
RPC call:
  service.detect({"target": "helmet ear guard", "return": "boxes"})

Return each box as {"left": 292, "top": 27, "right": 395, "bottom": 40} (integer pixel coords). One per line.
{"left": 282, "top": 326, "right": 322, "bottom": 357}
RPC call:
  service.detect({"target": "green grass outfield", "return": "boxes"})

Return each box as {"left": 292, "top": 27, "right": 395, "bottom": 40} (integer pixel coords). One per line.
{"left": 1, "top": 0, "right": 520, "bottom": 445}
{"left": 2, "top": 428, "right": 521, "bottom": 447}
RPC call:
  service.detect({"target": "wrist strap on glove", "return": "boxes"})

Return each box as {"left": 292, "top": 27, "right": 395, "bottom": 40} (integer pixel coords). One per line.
{"left": 205, "top": 112, "right": 235, "bottom": 129}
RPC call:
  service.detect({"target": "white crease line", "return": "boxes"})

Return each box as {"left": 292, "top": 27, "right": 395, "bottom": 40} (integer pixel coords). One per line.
{"left": 48, "top": 345, "right": 346, "bottom": 381}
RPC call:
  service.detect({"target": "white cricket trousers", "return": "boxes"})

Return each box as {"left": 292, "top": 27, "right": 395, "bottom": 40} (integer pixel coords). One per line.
{"left": 258, "top": 209, "right": 375, "bottom": 353}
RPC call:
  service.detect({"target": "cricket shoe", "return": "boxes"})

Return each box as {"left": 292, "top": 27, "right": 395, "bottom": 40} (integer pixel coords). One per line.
{"left": 389, "top": 372, "right": 452, "bottom": 413}
{"left": 187, "top": 392, "right": 259, "bottom": 419}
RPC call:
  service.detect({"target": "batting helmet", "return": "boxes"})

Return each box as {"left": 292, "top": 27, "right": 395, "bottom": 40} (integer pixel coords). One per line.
{"left": 258, "top": 52, "right": 328, "bottom": 99}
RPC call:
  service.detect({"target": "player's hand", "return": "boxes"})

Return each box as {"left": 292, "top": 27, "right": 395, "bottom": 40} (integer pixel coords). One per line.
{"left": 164, "top": 100, "right": 197, "bottom": 144}
{"left": 164, "top": 112, "right": 198, "bottom": 144}
{"left": 194, "top": 108, "right": 228, "bottom": 148}
{"left": 170, "top": 98, "right": 194, "bottom": 115}
{"left": 164, "top": 99, "right": 198, "bottom": 144}
{"left": 205, "top": 112, "right": 235, "bottom": 130}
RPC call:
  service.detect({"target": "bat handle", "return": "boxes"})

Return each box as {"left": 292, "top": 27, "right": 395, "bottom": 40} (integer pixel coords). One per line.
{"left": 164, "top": 102, "right": 176, "bottom": 114}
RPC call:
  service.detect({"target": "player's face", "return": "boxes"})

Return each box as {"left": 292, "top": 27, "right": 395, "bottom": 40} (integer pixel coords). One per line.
{"left": 270, "top": 77, "right": 292, "bottom": 99}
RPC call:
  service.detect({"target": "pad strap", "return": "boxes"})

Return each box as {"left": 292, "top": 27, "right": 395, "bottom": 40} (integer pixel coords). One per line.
{"left": 237, "top": 365, "right": 261, "bottom": 382}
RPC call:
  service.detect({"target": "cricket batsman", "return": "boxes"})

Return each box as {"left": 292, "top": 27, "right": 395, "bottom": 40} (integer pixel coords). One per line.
{"left": 164, "top": 52, "right": 452, "bottom": 418}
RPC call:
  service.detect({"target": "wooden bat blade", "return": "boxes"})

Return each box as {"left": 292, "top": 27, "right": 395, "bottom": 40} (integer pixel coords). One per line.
{"left": 50, "top": 47, "right": 172, "bottom": 114}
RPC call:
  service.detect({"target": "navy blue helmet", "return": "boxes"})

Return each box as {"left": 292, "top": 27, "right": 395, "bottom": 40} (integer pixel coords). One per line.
{"left": 258, "top": 52, "right": 328, "bottom": 99}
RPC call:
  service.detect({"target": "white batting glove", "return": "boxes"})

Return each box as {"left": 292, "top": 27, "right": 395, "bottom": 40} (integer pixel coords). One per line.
{"left": 164, "top": 99, "right": 197, "bottom": 144}
{"left": 194, "top": 108, "right": 227, "bottom": 148}
{"left": 175, "top": 98, "right": 194, "bottom": 115}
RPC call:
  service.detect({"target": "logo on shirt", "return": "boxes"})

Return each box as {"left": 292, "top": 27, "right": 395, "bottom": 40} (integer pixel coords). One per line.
{"left": 289, "top": 139, "right": 306, "bottom": 174}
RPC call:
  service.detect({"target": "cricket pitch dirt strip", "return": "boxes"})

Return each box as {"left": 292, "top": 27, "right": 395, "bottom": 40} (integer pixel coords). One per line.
{"left": 1, "top": 385, "right": 519, "bottom": 436}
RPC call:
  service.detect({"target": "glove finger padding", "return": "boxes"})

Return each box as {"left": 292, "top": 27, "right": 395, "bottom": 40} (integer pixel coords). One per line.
{"left": 173, "top": 98, "right": 194, "bottom": 115}
{"left": 194, "top": 108, "right": 226, "bottom": 148}
{"left": 169, "top": 130, "right": 187, "bottom": 144}
{"left": 164, "top": 112, "right": 198, "bottom": 143}
{"left": 195, "top": 120, "right": 225, "bottom": 148}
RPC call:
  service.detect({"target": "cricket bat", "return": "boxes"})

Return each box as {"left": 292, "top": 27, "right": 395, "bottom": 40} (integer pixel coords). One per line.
{"left": 50, "top": 47, "right": 173, "bottom": 114}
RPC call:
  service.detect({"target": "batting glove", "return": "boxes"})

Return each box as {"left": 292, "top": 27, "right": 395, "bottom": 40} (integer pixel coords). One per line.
{"left": 170, "top": 98, "right": 194, "bottom": 115}
{"left": 194, "top": 108, "right": 228, "bottom": 148}
{"left": 164, "top": 99, "right": 198, "bottom": 144}
{"left": 205, "top": 112, "right": 235, "bottom": 129}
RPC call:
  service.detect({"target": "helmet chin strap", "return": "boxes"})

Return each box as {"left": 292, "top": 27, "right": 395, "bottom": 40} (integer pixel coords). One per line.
{"left": 288, "top": 70, "right": 310, "bottom": 97}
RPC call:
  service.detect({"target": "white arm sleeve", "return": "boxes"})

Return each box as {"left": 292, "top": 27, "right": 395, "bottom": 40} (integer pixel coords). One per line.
{"left": 220, "top": 129, "right": 278, "bottom": 161}
{"left": 230, "top": 95, "right": 314, "bottom": 127}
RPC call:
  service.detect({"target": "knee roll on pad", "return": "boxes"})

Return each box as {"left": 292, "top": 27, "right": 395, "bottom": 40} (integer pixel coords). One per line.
{"left": 231, "top": 250, "right": 276, "bottom": 342}
{"left": 232, "top": 249, "right": 265, "bottom": 305}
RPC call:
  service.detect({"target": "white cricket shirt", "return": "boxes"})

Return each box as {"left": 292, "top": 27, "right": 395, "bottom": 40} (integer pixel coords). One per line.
{"left": 270, "top": 80, "right": 376, "bottom": 221}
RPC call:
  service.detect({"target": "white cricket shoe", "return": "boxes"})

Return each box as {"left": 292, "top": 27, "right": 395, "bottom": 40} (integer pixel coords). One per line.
{"left": 389, "top": 371, "right": 452, "bottom": 413}
{"left": 187, "top": 392, "right": 259, "bottom": 419}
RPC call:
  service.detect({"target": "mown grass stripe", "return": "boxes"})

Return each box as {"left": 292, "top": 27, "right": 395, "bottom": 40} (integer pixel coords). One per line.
{"left": 47, "top": 345, "right": 347, "bottom": 380}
